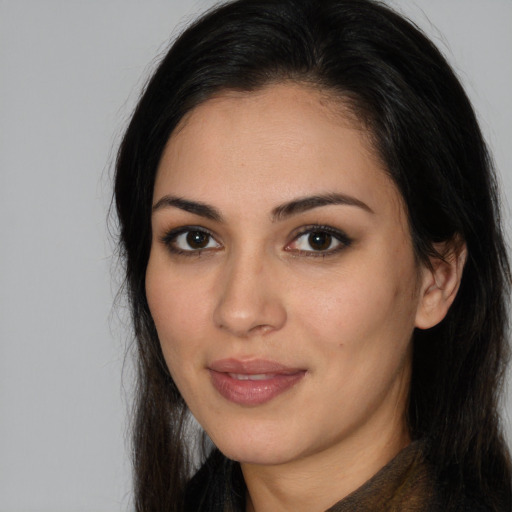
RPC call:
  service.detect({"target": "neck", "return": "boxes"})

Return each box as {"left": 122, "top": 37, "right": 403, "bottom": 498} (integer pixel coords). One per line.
{"left": 242, "top": 417, "right": 410, "bottom": 512}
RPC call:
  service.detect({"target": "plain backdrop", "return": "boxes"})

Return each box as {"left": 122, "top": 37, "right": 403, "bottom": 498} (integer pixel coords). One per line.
{"left": 1, "top": 1, "right": 510, "bottom": 510}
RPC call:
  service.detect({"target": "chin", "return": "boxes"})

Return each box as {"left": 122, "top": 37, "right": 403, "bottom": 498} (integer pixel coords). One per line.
{"left": 208, "top": 423, "right": 301, "bottom": 466}
{"left": 220, "top": 443, "right": 295, "bottom": 466}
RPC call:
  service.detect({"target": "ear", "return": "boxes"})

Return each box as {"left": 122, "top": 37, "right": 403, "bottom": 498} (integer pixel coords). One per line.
{"left": 415, "top": 239, "right": 467, "bottom": 330}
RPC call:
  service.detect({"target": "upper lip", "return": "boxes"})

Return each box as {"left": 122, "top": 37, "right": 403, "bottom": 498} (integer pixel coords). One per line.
{"left": 208, "top": 358, "right": 304, "bottom": 375}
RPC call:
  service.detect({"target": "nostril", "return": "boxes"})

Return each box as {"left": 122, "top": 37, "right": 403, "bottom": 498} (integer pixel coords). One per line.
{"left": 248, "top": 324, "right": 275, "bottom": 336}
{"left": 213, "top": 295, "right": 287, "bottom": 338}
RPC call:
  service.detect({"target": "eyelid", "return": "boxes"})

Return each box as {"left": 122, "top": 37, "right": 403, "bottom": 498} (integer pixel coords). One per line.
{"left": 159, "top": 223, "right": 351, "bottom": 258}
{"left": 160, "top": 225, "right": 222, "bottom": 255}
{"left": 285, "top": 225, "right": 352, "bottom": 256}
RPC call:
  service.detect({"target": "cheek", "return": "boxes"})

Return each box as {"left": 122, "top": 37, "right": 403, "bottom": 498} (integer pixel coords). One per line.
{"left": 290, "top": 250, "right": 420, "bottom": 358}
{"left": 145, "top": 255, "right": 212, "bottom": 368}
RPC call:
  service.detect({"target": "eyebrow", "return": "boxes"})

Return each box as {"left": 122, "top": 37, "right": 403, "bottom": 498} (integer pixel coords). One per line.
{"left": 271, "top": 193, "right": 374, "bottom": 221}
{"left": 152, "top": 196, "right": 222, "bottom": 221}
{"left": 152, "top": 192, "right": 373, "bottom": 222}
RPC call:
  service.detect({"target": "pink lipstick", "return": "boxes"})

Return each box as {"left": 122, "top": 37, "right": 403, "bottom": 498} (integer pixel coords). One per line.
{"left": 208, "top": 359, "right": 306, "bottom": 406}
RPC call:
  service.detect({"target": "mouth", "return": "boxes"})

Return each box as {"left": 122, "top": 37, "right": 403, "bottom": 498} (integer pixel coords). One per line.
{"left": 227, "top": 373, "right": 281, "bottom": 381}
{"left": 208, "top": 358, "right": 306, "bottom": 406}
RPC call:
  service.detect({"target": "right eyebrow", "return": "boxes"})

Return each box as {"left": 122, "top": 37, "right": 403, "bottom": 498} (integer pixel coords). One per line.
{"left": 271, "top": 192, "right": 374, "bottom": 221}
{"left": 152, "top": 195, "right": 223, "bottom": 222}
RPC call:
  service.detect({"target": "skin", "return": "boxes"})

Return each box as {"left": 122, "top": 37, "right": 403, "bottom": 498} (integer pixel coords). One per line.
{"left": 146, "top": 83, "right": 463, "bottom": 512}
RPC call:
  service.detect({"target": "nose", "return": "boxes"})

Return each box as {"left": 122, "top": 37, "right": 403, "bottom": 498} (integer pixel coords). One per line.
{"left": 212, "top": 250, "right": 287, "bottom": 338}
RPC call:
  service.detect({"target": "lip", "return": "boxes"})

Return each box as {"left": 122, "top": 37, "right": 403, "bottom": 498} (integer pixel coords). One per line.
{"left": 208, "top": 358, "right": 306, "bottom": 406}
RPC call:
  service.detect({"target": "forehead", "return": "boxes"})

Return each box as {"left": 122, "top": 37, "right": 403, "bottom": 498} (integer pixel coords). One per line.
{"left": 154, "top": 83, "right": 402, "bottom": 219}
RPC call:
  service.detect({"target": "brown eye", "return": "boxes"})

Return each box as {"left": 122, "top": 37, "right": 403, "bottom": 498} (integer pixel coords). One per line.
{"left": 286, "top": 226, "right": 352, "bottom": 256}
{"left": 186, "top": 230, "right": 210, "bottom": 249}
{"left": 308, "top": 231, "right": 332, "bottom": 251}
{"left": 163, "top": 227, "right": 222, "bottom": 254}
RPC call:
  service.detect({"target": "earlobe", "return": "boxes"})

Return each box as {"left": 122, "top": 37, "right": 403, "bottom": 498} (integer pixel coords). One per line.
{"left": 415, "top": 240, "right": 467, "bottom": 330}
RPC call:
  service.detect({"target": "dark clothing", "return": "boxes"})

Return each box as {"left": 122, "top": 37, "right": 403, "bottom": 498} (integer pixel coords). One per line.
{"left": 185, "top": 442, "right": 490, "bottom": 511}
{"left": 326, "top": 442, "right": 442, "bottom": 511}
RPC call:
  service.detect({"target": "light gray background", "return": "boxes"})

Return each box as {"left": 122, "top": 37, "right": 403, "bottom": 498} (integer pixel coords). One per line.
{"left": 1, "top": 1, "right": 510, "bottom": 510}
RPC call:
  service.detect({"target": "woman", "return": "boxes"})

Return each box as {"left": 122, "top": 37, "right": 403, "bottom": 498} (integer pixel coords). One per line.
{"left": 114, "top": 0, "right": 511, "bottom": 510}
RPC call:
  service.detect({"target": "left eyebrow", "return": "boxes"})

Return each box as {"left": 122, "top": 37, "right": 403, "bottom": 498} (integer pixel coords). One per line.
{"left": 152, "top": 195, "right": 222, "bottom": 221}
{"left": 271, "top": 193, "right": 374, "bottom": 222}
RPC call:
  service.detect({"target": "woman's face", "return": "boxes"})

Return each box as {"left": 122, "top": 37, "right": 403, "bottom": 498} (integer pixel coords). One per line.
{"left": 146, "top": 83, "right": 430, "bottom": 468}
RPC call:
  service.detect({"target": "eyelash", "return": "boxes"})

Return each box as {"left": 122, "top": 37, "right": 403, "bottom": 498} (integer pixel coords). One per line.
{"left": 160, "top": 224, "right": 352, "bottom": 258}
{"left": 160, "top": 226, "right": 221, "bottom": 257}
{"left": 286, "top": 225, "right": 352, "bottom": 258}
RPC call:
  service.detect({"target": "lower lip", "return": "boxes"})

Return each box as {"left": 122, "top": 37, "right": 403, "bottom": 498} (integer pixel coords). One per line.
{"left": 209, "top": 370, "right": 305, "bottom": 406}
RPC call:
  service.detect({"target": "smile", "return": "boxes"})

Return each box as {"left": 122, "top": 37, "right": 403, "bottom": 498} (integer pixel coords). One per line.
{"left": 228, "top": 373, "right": 279, "bottom": 380}
{"left": 208, "top": 359, "right": 306, "bottom": 406}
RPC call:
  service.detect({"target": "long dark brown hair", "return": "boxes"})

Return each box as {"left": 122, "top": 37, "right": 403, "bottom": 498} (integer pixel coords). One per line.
{"left": 114, "top": 0, "right": 511, "bottom": 510}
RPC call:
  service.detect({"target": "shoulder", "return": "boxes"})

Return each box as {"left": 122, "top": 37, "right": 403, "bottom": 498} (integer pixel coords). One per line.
{"left": 431, "top": 468, "right": 511, "bottom": 512}
{"left": 327, "top": 441, "right": 510, "bottom": 512}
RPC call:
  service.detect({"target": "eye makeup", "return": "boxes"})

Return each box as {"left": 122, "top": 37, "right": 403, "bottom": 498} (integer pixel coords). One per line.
{"left": 160, "top": 225, "right": 221, "bottom": 257}
{"left": 285, "top": 224, "right": 353, "bottom": 258}
{"left": 159, "top": 223, "right": 352, "bottom": 259}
